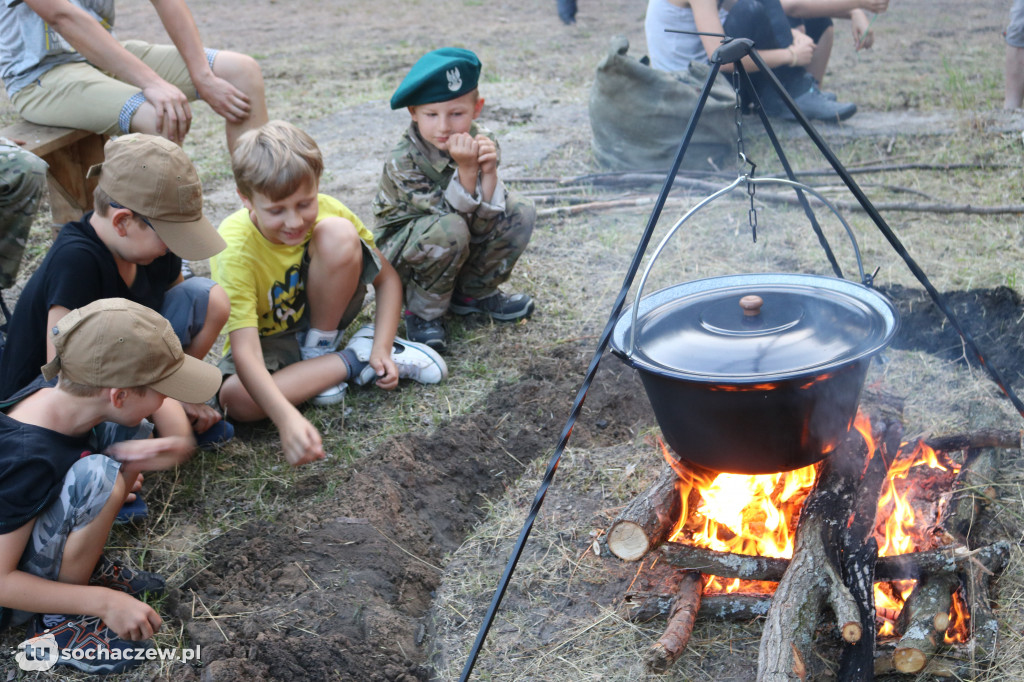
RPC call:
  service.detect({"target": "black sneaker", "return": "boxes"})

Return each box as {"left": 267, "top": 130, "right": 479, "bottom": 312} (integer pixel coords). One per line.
{"left": 404, "top": 312, "right": 448, "bottom": 353}
{"left": 24, "top": 613, "right": 151, "bottom": 674}
{"left": 90, "top": 555, "right": 166, "bottom": 597}
{"left": 449, "top": 291, "right": 535, "bottom": 321}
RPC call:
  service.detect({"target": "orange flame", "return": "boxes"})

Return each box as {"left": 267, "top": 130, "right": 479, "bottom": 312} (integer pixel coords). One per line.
{"left": 945, "top": 587, "right": 971, "bottom": 644}
{"left": 664, "top": 412, "right": 962, "bottom": 628}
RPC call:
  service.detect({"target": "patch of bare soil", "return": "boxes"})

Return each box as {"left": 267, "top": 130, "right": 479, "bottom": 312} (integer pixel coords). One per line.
{"left": 882, "top": 284, "right": 1024, "bottom": 389}
{"left": 179, "top": 345, "right": 654, "bottom": 682}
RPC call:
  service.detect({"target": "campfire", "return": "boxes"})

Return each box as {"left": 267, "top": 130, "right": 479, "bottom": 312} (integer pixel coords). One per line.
{"left": 606, "top": 408, "right": 1016, "bottom": 679}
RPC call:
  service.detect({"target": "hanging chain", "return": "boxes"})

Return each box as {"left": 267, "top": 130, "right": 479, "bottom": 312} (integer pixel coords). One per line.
{"left": 732, "top": 69, "right": 758, "bottom": 243}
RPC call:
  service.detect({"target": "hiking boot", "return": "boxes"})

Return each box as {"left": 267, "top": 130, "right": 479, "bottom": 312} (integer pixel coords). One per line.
{"left": 346, "top": 325, "right": 448, "bottom": 386}
{"left": 24, "top": 613, "right": 151, "bottom": 674}
{"left": 449, "top": 291, "right": 535, "bottom": 321}
{"left": 404, "top": 312, "right": 448, "bottom": 353}
{"left": 90, "top": 555, "right": 166, "bottom": 597}
{"left": 760, "top": 84, "right": 856, "bottom": 122}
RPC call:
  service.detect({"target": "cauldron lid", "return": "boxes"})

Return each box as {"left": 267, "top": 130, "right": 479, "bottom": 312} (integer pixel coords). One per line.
{"left": 611, "top": 273, "right": 900, "bottom": 382}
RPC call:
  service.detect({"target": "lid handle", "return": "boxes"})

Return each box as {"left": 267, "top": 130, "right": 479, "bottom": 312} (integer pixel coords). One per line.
{"left": 740, "top": 295, "right": 763, "bottom": 316}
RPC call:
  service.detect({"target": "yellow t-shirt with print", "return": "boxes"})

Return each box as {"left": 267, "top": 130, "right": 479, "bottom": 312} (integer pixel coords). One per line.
{"left": 211, "top": 194, "right": 375, "bottom": 354}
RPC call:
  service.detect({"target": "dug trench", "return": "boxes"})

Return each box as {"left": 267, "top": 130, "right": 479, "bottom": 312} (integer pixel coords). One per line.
{"left": 177, "top": 284, "right": 1024, "bottom": 682}
{"left": 176, "top": 343, "right": 655, "bottom": 682}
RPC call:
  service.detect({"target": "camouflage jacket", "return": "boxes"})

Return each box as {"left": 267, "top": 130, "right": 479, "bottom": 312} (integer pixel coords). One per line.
{"left": 372, "top": 120, "right": 507, "bottom": 237}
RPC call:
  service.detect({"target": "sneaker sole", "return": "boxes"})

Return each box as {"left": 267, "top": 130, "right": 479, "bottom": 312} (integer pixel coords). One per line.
{"left": 311, "top": 385, "right": 347, "bottom": 406}
{"left": 448, "top": 299, "right": 535, "bottom": 321}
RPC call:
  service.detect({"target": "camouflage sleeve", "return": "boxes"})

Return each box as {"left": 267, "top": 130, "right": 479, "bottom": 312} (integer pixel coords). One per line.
{"left": 372, "top": 144, "right": 449, "bottom": 229}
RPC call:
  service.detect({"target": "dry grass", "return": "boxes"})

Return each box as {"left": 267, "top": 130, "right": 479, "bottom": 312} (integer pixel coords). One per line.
{"left": 2, "top": 0, "right": 1024, "bottom": 679}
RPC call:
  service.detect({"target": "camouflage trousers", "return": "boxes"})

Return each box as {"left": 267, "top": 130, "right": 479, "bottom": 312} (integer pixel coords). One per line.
{"left": 375, "top": 191, "right": 535, "bottom": 320}
{"left": 0, "top": 140, "right": 48, "bottom": 289}
{"left": 1, "top": 455, "right": 120, "bottom": 628}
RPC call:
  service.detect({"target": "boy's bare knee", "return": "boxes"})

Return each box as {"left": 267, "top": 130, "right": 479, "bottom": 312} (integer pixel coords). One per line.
{"left": 309, "top": 218, "right": 362, "bottom": 267}
{"left": 207, "top": 284, "right": 231, "bottom": 326}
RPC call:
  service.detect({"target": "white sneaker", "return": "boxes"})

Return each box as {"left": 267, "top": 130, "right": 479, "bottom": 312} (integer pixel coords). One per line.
{"left": 345, "top": 325, "right": 448, "bottom": 386}
{"left": 300, "top": 328, "right": 340, "bottom": 361}
{"left": 311, "top": 381, "right": 347, "bottom": 406}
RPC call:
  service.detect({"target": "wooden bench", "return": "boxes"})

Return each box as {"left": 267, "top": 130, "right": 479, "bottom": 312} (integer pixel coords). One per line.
{"left": 1, "top": 119, "right": 107, "bottom": 229}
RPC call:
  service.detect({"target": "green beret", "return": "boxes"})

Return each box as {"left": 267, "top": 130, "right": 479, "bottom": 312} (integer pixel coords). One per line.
{"left": 390, "top": 47, "right": 482, "bottom": 110}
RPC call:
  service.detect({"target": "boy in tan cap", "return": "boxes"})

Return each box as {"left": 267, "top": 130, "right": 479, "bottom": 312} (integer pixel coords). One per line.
{"left": 0, "top": 298, "right": 222, "bottom": 674}
{"left": 0, "top": 134, "right": 231, "bottom": 516}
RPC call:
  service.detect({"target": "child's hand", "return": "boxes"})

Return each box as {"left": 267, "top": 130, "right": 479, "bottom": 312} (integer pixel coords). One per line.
{"left": 280, "top": 415, "right": 325, "bottom": 467}
{"left": 851, "top": 9, "right": 875, "bottom": 50}
{"left": 181, "top": 401, "right": 223, "bottom": 434}
{"left": 476, "top": 135, "right": 498, "bottom": 175}
{"left": 107, "top": 436, "right": 194, "bottom": 471}
{"left": 101, "top": 592, "right": 163, "bottom": 641}
{"left": 366, "top": 349, "right": 399, "bottom": 391}
{"left": 447, "top": 133, "right": 480, "bottom": 172}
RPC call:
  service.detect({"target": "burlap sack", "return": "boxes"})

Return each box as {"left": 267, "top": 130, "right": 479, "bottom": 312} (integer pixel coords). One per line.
{"left": 589, "top": 36, "right": 738, "bottom": 171}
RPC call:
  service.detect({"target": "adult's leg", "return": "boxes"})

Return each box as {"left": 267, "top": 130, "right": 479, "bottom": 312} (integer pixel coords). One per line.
{"left": 0, "top": 143, "right": 48, "bottom": 288}
{"left": 724, "top": 0, "right": 809, "bottom": 96}
{"left": 806, "top": 23, "right": 834, "bottom": 85}
{"left": 1006, "top": 0, "right": 1024, "bottom": 109}
{"left": 376, "top": 213, "right": 472, "bottom": 321}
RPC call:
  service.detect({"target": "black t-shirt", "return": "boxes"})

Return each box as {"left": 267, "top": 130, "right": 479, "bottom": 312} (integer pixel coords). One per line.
{"left": 0, "top": 214, "right": 181, "bottom": 399}
{"left": 0, "top": 377, "right": 92, "bottom": 535}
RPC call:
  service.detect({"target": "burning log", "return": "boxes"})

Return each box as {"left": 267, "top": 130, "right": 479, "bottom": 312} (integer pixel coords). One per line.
{"left": 622, "top": 590, "right": 771, "bottom": 623}
{"left": 920, "top": 429, "right": 1022, "bottom": 454}
{"left": 838, "top": 418, "right": 901, "bottom": 681}
{"left": 890, "top": 575, "right": 957, "bottom": 673}
{"left": 607, "top": 465, "right": 685, "bottom": 561}
{"left": 873, "top": 643, "right": 969, "bottom": 677}
{"left": 758, "top": 432, "right": 869, "bottom": 682}
{"left": 644, "top": 571, "right": 704, "bottom": 674}
{"left": 657, "top": 539, "right": 1010, "bottom": 582}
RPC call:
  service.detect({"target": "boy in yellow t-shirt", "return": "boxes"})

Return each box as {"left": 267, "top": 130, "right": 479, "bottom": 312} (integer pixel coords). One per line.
{"left": 211, "top": 121, "right": 446, "bottom": 467}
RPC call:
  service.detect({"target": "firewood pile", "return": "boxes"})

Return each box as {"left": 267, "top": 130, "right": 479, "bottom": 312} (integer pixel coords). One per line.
{"left": 604, "top": 413, "right": 1018, "bottom": 680}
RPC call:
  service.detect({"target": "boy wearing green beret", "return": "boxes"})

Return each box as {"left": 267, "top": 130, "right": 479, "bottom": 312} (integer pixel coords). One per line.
{"left": 372, "top": 47, "right": 536, "bottom": 352}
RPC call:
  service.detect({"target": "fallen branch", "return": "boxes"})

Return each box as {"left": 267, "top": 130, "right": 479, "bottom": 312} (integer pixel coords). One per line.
{"left": 644, "top": 571, "right": 704, "bottom": 674}
{"left": 920, "top": 430, "right": 1021, "bottom": 453}
{"left": 607, "top": 465, "right": 684, "bottom": 561}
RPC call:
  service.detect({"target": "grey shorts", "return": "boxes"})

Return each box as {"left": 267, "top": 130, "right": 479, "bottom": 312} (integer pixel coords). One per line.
{"left": 1009, "top": 0, "right": 1024, "bottom": 48}
{"left": 162, "top": 276, "right": 216, "bottom": 350}
{"left": 1, "top": 455, "right": 121, "bottom": 628}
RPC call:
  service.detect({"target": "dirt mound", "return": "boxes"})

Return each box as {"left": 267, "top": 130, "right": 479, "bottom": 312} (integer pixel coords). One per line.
{"left": 178, "top": 344, "right": 654, "bottom": 681}
{"left": 881, "top": 284, "right": 1024, "bottom": 389}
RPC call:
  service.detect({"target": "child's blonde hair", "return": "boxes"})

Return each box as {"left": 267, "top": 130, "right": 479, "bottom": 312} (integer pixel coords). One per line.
{"left": 231, "top": 120, "right": 324, "bottom": 201}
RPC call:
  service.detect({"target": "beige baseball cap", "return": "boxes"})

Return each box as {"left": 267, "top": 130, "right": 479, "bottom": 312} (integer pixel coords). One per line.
{"left": 41, "top": 298, "right": 222, "bottom": 405}
{"left": 87, "top": 134, "right": 226, "bottom": 261}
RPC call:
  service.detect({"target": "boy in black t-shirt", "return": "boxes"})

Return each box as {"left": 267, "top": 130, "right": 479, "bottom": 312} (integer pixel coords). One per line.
{"left": 0, "top": 298, "right": 221, "bottom": 674}
{"left": 0, "top": 134, "right": 233, "bottom": 483}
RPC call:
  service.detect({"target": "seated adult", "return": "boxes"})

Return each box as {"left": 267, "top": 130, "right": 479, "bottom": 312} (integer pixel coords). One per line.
{"left": 781, "top": 0, "right": 888, "bottom": 89}
{"left": 0, "top": 0, "right": 268, "bottom": 151}
{"left": 645, "top": 0, "right": 857, "bottom": 121}
{"left": 0, "top": 139, "right": 48, "bottom": 290}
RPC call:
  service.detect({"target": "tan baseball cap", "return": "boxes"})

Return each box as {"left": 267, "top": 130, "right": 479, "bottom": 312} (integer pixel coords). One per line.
{"left": 41, "top": 298, "right": 222, "bottom": 405}
{"left": 87, "top": 134, "right": 226, "bottom": 261}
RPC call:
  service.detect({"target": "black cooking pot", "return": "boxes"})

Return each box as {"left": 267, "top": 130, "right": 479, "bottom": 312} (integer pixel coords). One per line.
{"left": 610, "top": 273, "right": 900, "bottom": 474}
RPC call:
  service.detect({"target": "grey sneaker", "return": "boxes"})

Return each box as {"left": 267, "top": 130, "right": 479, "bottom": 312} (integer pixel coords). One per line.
{"left": 449, "top": 291, "right": 535, "bottom": 321}
{"left": 346, "top": 325, "right": 448, "bottom": 385}
{"left": 404, "top": 312, "right": 448, "bottom": 352}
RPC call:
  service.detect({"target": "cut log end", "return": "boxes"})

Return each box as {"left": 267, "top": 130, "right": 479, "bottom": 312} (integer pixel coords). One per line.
{"left": 841, "top": 621, "right": 862, "bottom": 643}
{"left": 892, "top": 646, "right": 928, "bottom": 674}
{"left": 607, "top": 521, "right": 650, "bottom": 561}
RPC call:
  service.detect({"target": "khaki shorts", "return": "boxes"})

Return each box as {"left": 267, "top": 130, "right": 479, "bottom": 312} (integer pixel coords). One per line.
{"left": 10, "top": 41, "right": 211, "bottom": 137}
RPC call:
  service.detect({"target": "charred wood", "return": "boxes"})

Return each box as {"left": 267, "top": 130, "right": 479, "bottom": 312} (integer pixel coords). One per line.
{"left": 757, "top": 432, "right": 868, "bottom": 682}
{"left": 891, "top": 575, "right": 957, "bottom": 673}
{"left": 920, "top": 430, "right": 1022, "bottom": 454}
{"left": 622, "top": 590, "right": 772, "bottom": 623}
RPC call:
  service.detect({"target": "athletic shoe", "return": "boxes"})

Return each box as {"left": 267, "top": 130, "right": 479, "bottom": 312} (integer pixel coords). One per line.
{"left": 449, "top": 290, "right": 535, "bottom": 321}
{"left": 90, "top": 555, "right": 166, "bottom": 597}
{"left": 310, "top": 381, "right": 347, "bottom": 406}
{"left": 24, "top": 613, "right": 151, "bottom": 674}
{"left": 346, "top": 325, "right": 448, "bottom": 385}
{"left": 759, "top": 84, "right": 856, "bottom": 122}
{"left": 404, "top": 312, "right": 448, "bottom": 353}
